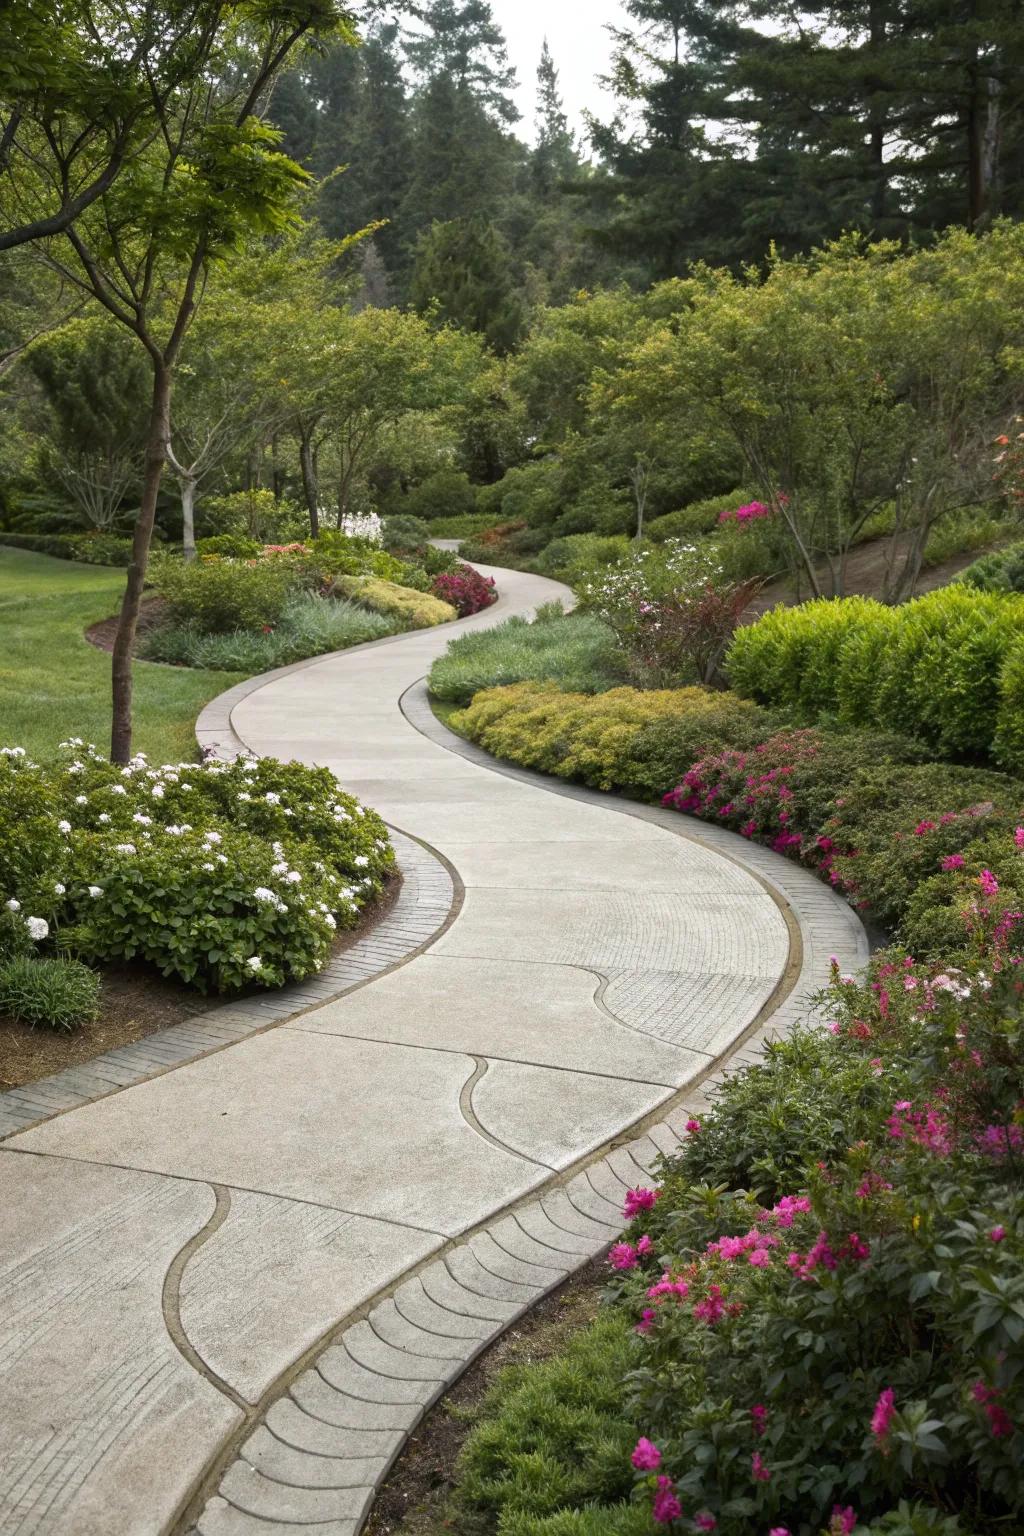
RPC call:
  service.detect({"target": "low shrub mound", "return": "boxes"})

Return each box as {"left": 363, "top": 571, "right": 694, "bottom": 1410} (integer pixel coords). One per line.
{"left": 430, "top": 562, "right": 497, "bottom": 616}
{"left": 140, "top": 592, "right": 393, "bottom": 671}
{"left": 455, "top": 682, "right": 774, "bottom": 797}
{"left": 449, "top": 926, "right": 1024, "bottom": 1536}
{"left": 959, "top": 540, "right": 1024, "bottom": 594}
{"left": 726, "top": 589, "right": 1024, "bottom": 767}
{"left": 429, "top": 607, "right": 626, "bottom": 706}
{"left": 0, "top": 742, "right": 394, "bottom": 994}
{"left": 0, "top": 530, "right": 134, "bottom": 564}
{"left": 331, "top": 574, "right": 456, "bottom": 627}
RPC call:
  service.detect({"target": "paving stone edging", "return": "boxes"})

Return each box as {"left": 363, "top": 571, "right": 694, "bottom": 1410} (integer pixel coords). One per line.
{"left": 182, "top": 685, "right": 869, "bottom": 1536}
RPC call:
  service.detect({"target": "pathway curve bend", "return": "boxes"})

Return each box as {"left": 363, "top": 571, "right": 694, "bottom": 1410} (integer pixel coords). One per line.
{"left": 0, "top": 565, "right": 866, "bottom": 1536}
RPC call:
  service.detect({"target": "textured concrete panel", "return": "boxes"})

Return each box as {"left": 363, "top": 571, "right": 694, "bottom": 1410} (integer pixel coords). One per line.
{"left": 9, "top": 1032, "right": 546, "bottom": 1237}
{"left": 179, "top": 1190, "right": 441, "bottom": 1403}
{"left": 0, "top": 1151, "right": 239, "bottom": 1536}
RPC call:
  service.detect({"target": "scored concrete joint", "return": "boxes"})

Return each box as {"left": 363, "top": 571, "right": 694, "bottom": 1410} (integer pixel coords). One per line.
{"left": 0, "top": 564, "right": 868, "bottom": 1536}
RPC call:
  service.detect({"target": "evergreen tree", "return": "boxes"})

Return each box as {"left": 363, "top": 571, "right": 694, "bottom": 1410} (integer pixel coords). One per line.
{"left": 532, "top": 39, "right": 577, "bottom": 198}
{"left": 411, "top": 216, "right": 525, "bottom": 353}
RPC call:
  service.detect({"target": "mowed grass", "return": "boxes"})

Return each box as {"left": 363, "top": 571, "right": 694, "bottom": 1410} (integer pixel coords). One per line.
{"left": 0, "top": 548, "right": 244, "bottom": 763}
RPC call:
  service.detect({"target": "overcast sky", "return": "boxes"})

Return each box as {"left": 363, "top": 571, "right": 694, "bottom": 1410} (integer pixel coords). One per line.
{"left": 492, "top": 0, "right": 628, "bottom": 142}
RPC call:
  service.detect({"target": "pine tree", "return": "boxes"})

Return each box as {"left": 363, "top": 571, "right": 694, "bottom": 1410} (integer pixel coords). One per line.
{"left": 532, "top": 39, "right": 577, "bottom": 198}
{"left": 411, "top": 216, "right": 525, "bottom": 354}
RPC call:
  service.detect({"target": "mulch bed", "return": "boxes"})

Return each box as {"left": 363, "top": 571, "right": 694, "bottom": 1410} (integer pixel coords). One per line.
{"left": 364, "top": 1258, "right": 607, "bottom": 1536}
{"left": 85, "top": 595, "right": 170, "bottom": 657}
{"left": 0, "top": 872, "right": 401, "bottom": 1092}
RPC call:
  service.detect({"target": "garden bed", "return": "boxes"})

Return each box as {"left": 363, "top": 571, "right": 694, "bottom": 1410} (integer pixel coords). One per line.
{"left": 0, "top": 871, "right": 400, "bottom": 1092}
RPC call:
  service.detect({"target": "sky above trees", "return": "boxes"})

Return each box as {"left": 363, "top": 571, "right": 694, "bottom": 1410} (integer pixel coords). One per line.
{"left": 486, "top": 0, "right": 626, "bottom": 137}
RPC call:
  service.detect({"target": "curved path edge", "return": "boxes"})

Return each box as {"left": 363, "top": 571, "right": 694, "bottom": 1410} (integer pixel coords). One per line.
{"left": 181, "top": 693, "right": 868, "bottom": 1535}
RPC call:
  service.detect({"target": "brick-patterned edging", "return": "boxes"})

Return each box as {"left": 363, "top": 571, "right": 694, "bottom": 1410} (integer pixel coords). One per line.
{"left": 180, "top": 685, "right": 868, "bottom": 1536}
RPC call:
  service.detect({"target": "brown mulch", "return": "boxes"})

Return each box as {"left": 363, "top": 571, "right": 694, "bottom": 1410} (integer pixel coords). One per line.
{"left": 85, "top": 595, "right": 169, "bottom": 656}
{"left": 743, "top": 536, "right": 1004, "bottom": 622}
{"left": 0, "top": 872, "right": 400, "bottom": 1092}
{"left": 364, "top": 1258, "right": 607, "bottom": 1536}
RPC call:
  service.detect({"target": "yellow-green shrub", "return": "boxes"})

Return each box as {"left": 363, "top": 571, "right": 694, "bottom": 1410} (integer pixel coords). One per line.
{"left": 331, "top": 575, "right": 455, "bottom": 628}
{"left": 727, "top": 587, "right": 1024, "bottom": 764}
{"left": 453, "top": 682, "right": 769, "bottom": 793}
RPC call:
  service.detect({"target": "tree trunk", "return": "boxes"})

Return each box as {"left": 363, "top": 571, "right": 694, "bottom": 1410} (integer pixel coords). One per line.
{"left": 111, "top": 362, "right": 171, "bottom": 763}
{"left": 299, "top": 428, "right": 319, "bottom": 537}
{"left": 181, "top": 475, "right": 197, "bottom": 561}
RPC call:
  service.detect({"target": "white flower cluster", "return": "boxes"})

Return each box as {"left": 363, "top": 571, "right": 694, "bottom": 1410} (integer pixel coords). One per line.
{"left": 337, "top": 511, "right": 383, "bottom": 545}
{"left": 4, "top": 898, "right": 48, "bottom": 943}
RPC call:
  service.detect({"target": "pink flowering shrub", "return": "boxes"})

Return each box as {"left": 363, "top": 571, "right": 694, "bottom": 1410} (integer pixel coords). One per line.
{"left": 430, "top": 562, "right": 498, "bottom": 617}
{"left": 451, "top": 914, "right": 1024, "bottom": 1536}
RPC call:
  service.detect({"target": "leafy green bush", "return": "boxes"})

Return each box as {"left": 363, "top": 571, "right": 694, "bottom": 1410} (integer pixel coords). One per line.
{"left": 429, "top": 608, "right": 626, "bottom": 706}
{"left": 727, "top": 588, "right": 1024, "bottom": 764}
{"left": 0, "top": 531, "right": 133, "bottom": 564}
{"left": 381, "top": 513, "right": 431, "bottom": 553}
{"left": 534, "top": 533, "right": 630, "bottom": 587}
{"left": 454, "top": 682, "right": 771, "bottom": 796}
{"left": 959, "top": 540, "right": 1024, "bottom": 594}
{"left": 0, "top": 953, "right": 101, "bottom": 1031}
{"left": 331, "top": 574, "right": 455, "bottom": 628}
{"left": 140, "top": 592, "right": 394, "bottom": 671}
{"left": 646, "top": 490, "right": 755, "bottom": 543}
{"left": 195, "top": 534, "right": 262, "bottom": 559}
{"left": 453, "top": 1311, "right": 641, "bottom": 1533}
{"left": 403, "top": 469, "right": 478, "bottom": 521}
{"left": 152, "top": 555, "right": 294, "bottom": 633}
{"left": 922, "top": 508, "right": 1015, "bottom": 567}
{"left": 199, "top": 489, "right": 306, "bottom": 544}
{"left": 0, "top": 745, "right": 395, "bottom": 993}
{"left": 423, "top": 512, "right": 498, "bottom": 540}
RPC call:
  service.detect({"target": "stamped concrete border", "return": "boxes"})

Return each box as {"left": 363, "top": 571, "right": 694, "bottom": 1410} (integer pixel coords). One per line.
{"left": 180, "top": 685, "right": 868, "bottom": 1536}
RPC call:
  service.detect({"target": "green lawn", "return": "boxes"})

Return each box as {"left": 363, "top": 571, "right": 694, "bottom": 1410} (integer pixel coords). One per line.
{"left": 0, "top": 548, "right": 244, "bottom": 763}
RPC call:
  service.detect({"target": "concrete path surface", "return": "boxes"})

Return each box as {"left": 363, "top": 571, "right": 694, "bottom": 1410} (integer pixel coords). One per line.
{"left": 0, "top": 566, "right": 866, "bottom": 1536}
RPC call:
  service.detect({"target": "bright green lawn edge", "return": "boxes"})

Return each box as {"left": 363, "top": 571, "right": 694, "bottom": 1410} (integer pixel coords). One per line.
{"left": 0, "top": 548, "right": 245, "bottom": 764}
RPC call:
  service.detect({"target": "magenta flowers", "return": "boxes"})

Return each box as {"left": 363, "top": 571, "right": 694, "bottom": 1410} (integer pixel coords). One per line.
{"left": 871, "top": 1387, "right": 896, "bottom": 1446}
{"left": 631, "top": 1436, "right": 662, "bottom": 1471}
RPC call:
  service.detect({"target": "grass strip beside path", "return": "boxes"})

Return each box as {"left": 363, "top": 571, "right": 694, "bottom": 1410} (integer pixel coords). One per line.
{"left": 0, "top": 548, "right": 243, "bottom": 763}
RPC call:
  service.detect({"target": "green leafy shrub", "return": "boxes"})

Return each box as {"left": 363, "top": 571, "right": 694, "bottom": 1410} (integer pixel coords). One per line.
{"left": 0, "top": 745, "right": 395, "bottom": 993}
{"left": 0, "top": 953, "right": 101, "bottom": 1031}
{"left": 646, "top": 491, "right": 755, "bottom": 543}
{"left": 403, "top": 469, "right": 478, "bottom": 521}
{"left": 429, "top": 608, "right": 626, "bottom": 706}
{"left": 0, "top": 531, "right": 133, "bottom": 564}
{"left": 381, "top": 514, "right": 431, "bottom": 553}
{"left": 195, "top": 533, "right": 262, "bottom": 559}
{"left": 727, "top": 588, "right": 1024, "bottom": 764}
{"left": 534, "top": 533, "right": 630, "bottom": 587}
{"left": 959, "top": 540, "right": 1024, "bottom": 594}
{"left": 68, "top": 533, "right": 134, "bottom": 565}
{"left": 454, "top": 682, "right": 771, "bottom": 796}
{"left": 140, "top": 592, "right": 394, "bottom": 671}
{"left": 993, "top": 633, "right": 1024, "bottom": 771}
{"left": 199, "top": 489, "right": 306, "bottom": 544}
{"left": 423, "top": 512, "right": 498, "bottom": 540}
{"left": 331, "top": 574, "right": 455, "bottom": 628}
{"left": 152, "top": 555, "right": 295, "bottom": 633}
{"left": 453, "top": 1311, "right": 641, "bottom": 1532}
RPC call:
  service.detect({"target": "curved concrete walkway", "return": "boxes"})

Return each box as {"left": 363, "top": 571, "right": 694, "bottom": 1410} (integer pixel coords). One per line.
{"left": 0, "top": 567, "right": 866, "bottom": 1536}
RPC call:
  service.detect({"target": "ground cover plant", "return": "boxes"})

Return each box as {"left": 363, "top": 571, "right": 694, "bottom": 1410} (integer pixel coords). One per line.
{"left": 429, "top": 605, "right": 628, "bottom": 706}
{"left": 0, "top": 740, "right": 394, "bottom": 997}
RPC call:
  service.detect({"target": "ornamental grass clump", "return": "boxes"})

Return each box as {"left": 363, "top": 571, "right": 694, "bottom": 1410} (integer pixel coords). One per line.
{"left": 429, "top": 606, "right": 627, "bottom": 706}
{"left": 0, "top": 954, "right": 100, "bottom": 1032}
{"left": 0, "top": 743, "right": 394, "bottom": 994}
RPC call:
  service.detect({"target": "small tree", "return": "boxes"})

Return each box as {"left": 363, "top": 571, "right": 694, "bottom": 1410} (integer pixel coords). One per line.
{"left": 1, "top": 0, "right": 355, "bottom": 759}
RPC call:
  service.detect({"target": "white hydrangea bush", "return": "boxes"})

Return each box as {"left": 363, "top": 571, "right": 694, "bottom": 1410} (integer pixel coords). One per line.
{"left": 0, "top": 744, "right": 395, "bottom": 992}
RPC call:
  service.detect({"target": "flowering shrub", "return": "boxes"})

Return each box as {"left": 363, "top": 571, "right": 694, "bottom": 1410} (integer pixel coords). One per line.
{"left": 0, "top": 744, "right": 394, "bottom": 993}
{"left": 717, "top": 498, "right": 777, "bottom": 525}
{"left": 430, "top": 562, "right": 498, "bottom": 617}
{"left": 662, "top": 724, "right": 1024, "bottom": 960}
{"left": 451, "top": 925, "right": 1024, "bottom": 1536}
{"left": 578, "top": 540, "right": 759, "bottom": 687}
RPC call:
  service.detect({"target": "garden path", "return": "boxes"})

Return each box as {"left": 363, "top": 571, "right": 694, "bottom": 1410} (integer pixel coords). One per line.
{"left": 0, "top": 566, "right": 864, "bottom": 1536}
